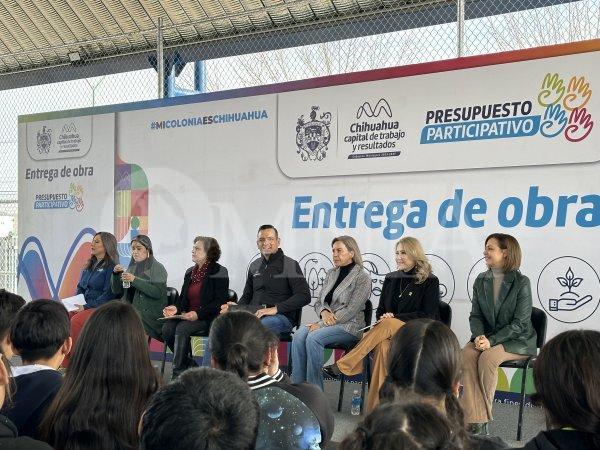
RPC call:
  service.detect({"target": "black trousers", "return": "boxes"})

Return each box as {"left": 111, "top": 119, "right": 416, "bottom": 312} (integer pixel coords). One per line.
{"left": 162, "top": 319, "right": 210, "bottom": 375}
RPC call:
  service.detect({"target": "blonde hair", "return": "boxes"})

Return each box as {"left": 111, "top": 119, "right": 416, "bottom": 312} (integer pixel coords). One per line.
{"left": 331, "top": 236, "right": 363, "bottom": 267}
{"left": 485, "top": 233, "right": 521, "bottom": 272}
{"left": 396, "top": 237, "right": 432, "bottom": 284}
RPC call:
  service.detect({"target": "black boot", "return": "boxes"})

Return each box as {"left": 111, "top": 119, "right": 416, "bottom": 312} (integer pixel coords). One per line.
{"left": 171, "top": 335, "right": 191, "bottom": 380}
{"left": 323, "top": 363, "right": 342, "bottom": 379}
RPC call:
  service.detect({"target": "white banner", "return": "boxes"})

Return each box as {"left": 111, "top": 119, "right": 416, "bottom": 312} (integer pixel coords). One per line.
{"left": 18, "top": 113, "right": 114, "bottom": 300}
{"left": 18, "top": 42, "right": 600, "bottom": 352}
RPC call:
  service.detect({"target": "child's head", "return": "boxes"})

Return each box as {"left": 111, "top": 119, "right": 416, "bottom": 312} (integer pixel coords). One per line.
{"left": 10, "top": 299, "right": 71, "bottom": 365}
{"left": 0, "top": 289, "right": 25, "bottom": 358}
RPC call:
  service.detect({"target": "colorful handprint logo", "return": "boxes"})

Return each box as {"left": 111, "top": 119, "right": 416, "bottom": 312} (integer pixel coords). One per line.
{"left": 68, "top": 183, "right": 84, "bottom": 212}
{"left": 538, "top": 73, "right": 594, "bottom": 142}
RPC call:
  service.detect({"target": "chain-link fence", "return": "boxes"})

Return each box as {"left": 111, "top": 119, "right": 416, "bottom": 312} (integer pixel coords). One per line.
{"left": 1, "top": 0, "right": 599, "bottom": 289}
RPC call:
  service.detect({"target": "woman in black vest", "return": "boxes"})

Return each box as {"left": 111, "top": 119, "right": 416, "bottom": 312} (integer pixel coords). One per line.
{"left": 162, "top": 236, "right": 229, "bottom": 378}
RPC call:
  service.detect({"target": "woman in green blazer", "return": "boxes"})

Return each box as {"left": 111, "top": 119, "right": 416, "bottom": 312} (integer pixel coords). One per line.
{"left": 461, "top": 233, "right": 536, "bottom": 436}
{"left": 112, "top": 235, "right": 168, "bottom": 341}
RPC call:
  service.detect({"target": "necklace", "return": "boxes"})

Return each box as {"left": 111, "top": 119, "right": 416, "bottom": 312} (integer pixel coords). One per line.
{"left": 398, "top": 279, "right": 414, "bottom": 298}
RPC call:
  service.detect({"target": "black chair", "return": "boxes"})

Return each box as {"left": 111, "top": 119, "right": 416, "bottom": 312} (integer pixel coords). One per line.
{"left": 325, "top": 300, "right": 373, "bottom": 414}
{"left": 158, "top": 287, "right": 180, "bottom": 374}
{"left": 281, "top": 308, "right": 303, "bottom": 375}
{"left": 160, "top": 288, "right": 237, "bottom": 376}
{"left": 438, "top": 301, "right": 452, "bottom": 327}
{"left": 499, "top": 307, "right": 547, "bottom": 441}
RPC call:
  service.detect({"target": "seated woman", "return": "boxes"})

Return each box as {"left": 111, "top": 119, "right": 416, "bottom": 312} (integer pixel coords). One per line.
{"left": 524, "top": 330, "right": 600, "bottom": 450}
{"left": 461, "top": 233, "right": 536, "bottom": 435}
{"left": 162, "top": 236, "right": 229, "bottom": 378}
{"left": 40, "top": 302, "right": 160, "bottom": 449}
{"left": 112, "top": 235, "right": 168, "bottom": 341}
{"left": 292, "top": 236, "right": 371, "bottom": 390}
{"left": 323, "top": 236, "right": 439, "bottom": 412}
{"left": 379, "top": 319, "right": 507, "bottom": 450}
{"left": 209, "top": 311, "right": 334, "bottom": 450}
{"left": 63, "top": 231, "right": 120, "bottom": 367}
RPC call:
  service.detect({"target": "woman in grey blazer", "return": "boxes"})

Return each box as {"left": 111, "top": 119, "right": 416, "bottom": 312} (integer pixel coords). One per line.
{"left": 291, "top": 236, "right": 371, "bottom": 390}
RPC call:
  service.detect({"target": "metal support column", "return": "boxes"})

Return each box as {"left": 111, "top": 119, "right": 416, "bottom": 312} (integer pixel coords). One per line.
{"left": 157, "top": 17, "right": 165, "bottom": 98}
{"left": 457, "top": 0, "right": 465, "bottom": 57}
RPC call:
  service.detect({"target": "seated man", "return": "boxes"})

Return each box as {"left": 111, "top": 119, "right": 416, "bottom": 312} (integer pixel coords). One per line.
{"left": 1, "top": 299, "right": 71, "bottom": 439}
{"left": 0, "top": 289, "right": 25, "bottom": 358}
{"left": 139, "top": 367, "right": 259, "bottom": 450}
{"left": 222, "top": 224, "right": 310, "bottom": 334}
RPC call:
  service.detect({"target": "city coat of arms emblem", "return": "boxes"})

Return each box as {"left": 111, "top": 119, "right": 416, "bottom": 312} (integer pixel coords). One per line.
{"left": 37, "top": 126, "right": 52, "bottom": 154}
{"left": 295, "top": 106, "right": 332, "bottom": 161}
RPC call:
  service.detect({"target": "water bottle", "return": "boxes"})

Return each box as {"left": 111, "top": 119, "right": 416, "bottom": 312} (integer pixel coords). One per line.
{"left": 350, "top": 390, "right": 361, "bottom": 416}
{"left": 122, "top": 266, "right": 130, "bottom": 289}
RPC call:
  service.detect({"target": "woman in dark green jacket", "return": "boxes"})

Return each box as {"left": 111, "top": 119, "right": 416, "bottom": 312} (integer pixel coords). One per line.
{"left": 461, "top": 233, "right": 536, "bottom": 436}
{"left": 112, "top": 235, "right": 168, "bottom": 341}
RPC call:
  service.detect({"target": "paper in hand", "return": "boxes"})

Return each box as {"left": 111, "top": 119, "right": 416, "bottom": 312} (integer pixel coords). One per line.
{"left": 61, "top": 294, "right": 85, "bottom": 312}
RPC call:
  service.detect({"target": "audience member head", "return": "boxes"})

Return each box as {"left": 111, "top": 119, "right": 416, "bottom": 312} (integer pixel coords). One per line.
{"left": 380, "top": 319, "right": 465, "bottom": 442}
{"left": 130, "top": 234, "right": 153, "bottom": 265}
{"left": 0, "top": 289, "right": 25, "bottom": 358}
{"left": 256, "top": 224, "right": 280, "bottom": 257}
{"left": 339, "top": 401, "right": 461, "bottom": 450}
{"left": 209, "top": 311, "right": 269, "bottom": 380}
{"left": 40, "top": 301, "right": 159, "bottom": 450}
{"left": 532, "top": 329, "right": 600, "bottom": 445}
{"left": 262, "top": 329, "right": 280, "bottom": 376}
{"left": 10, "top": 299, "right": 71, "bottom": 366}
{"left": 484, "top": 233, "right": 521, "bottom": 272}
{"left": 396, "top": 237, "right": 432, "bottom": 283}
{"left": 331, "top": 235, "right": 363, "bottom": 267}
{"left": 192, "top": 236, "right": 221, "bottom": 264}
{"left": 85, "top": 231, "right": 119, "bottom": 270}
{"left": 140, "top": 367, "right": 259, "bottom": 450}
{"left": 0, "top": 349, "right": 14, "bottom": 408}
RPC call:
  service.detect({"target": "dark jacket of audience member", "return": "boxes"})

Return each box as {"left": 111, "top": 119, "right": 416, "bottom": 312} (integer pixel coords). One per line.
{"left": 209, "top": 311, "right": 333, "bottom": 449}
{"left": 238, "top": 249, "right": 310, "bottom": 326}
{"left": 522, "top": 330, "right": 600, "bottom": 450}
{"left": 1, "top": 299, "right": 70, "bottom": 440}
{"left": 1, "top": 351, "right": 52, "bottom": 450}
{"left": 2, "top": 369, "right": 62, "bottom": 439}
{"left": 0, "top": 410, "right": 53, "bottom": 450}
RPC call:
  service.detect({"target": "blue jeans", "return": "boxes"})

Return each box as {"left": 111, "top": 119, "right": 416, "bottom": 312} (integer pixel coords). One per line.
{"left": 291, "top": 324, "right": 358, "bottom": 390}
{"left": 261, "top": 314, "right": 293, "bottom": 334}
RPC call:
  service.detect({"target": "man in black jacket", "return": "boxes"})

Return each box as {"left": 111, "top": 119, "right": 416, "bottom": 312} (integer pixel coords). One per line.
{"left": 222, "top": 225, "right": 310, "bottom": 334}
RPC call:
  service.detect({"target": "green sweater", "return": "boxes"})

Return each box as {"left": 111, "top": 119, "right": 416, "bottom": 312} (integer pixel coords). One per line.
{"left": 469, "top": 270, "right": 537, "bottom": 356}
{"left": 111, "top": 257, "right": 168, "bottom": 340}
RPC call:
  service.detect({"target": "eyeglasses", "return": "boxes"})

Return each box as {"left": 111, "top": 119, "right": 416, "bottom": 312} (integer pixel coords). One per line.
{"left": 257, "top": 237, "right": 277, "bottom": 244}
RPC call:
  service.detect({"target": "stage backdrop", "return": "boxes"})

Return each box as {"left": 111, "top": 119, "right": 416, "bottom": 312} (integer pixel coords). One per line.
{"left": 18, "top": 39, "right": 599, "bottom": 402}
